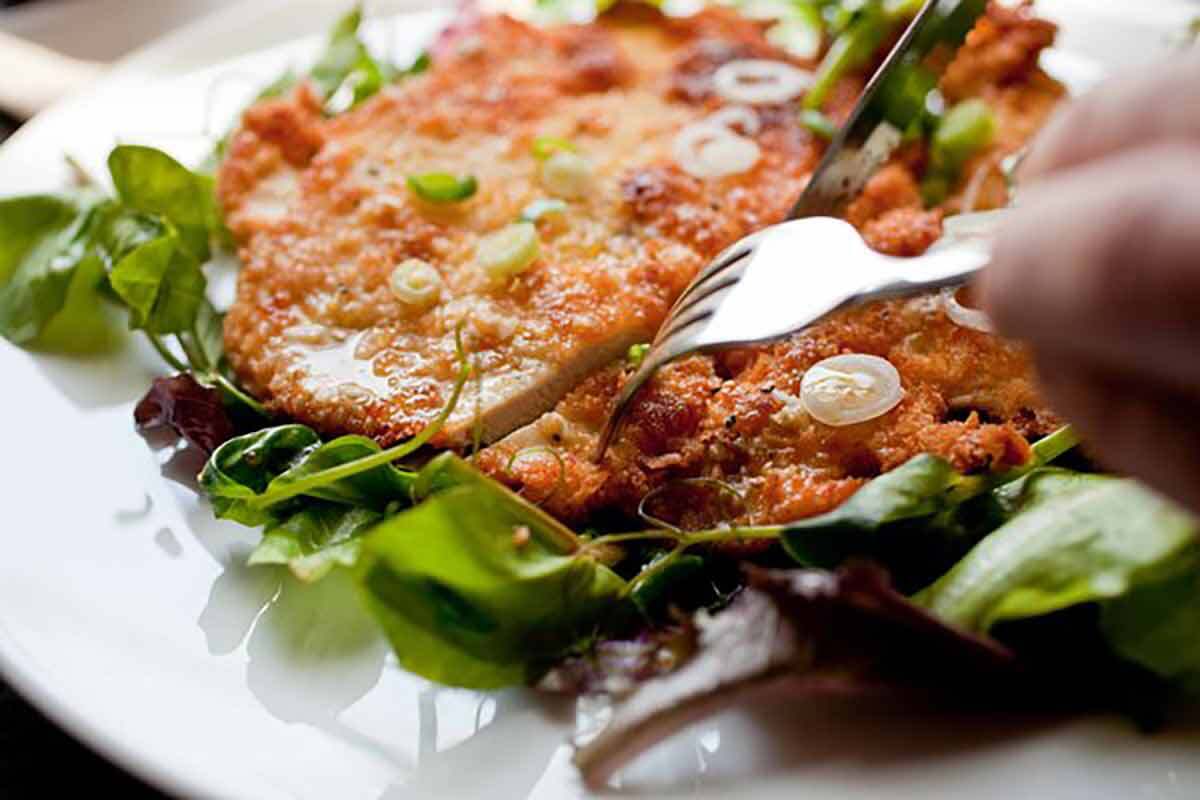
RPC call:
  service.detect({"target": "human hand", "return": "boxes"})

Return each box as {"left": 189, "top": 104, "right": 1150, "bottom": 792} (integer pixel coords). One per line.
{"left": 980, "top": 53, "right": 1200, "bottom": 513}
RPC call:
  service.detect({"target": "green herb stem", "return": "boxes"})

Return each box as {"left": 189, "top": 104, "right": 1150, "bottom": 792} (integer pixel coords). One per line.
{"left": 947, "top": 424, "right": 1080, "bottom": 504}
{"left": 176, "top": 330, "right": 210, "bottom": 373}
{"left": 211, "top": 372, "right": 269, "bottom": 417}
{"left": 803, "top": 9, "right": 887, "bottom": 110}
{"left": 148, "top": 333, "right": 189, "bottom": 373}
{"left": 247, "top": 360, "right": 471, "bottom": 511}
{"left": 625, "top": 545, "right": 687, "bottom": 599}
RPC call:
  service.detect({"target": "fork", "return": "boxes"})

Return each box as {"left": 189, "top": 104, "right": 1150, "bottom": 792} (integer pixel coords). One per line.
{"left": 595, "top": 0, "right": 999, "bottom": 459}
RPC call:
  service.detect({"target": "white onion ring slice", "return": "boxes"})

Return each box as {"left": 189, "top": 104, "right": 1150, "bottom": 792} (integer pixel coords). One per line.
{"left": 942, "top": 286, "right": 995, "bottom": 333}
{"left": 712, "top": 59, "right": 814, "bottom": 105}
{"left": 800, "top": 354, "right": 904, "bottom": 427}
{"left": 706, "top": 104, "right": 761, "bottom": 136}
{"left": 672, "top": 122, "right": 761, "bottom": 178}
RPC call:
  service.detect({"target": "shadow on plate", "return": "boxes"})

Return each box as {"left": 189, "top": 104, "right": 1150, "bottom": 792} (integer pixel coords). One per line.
{"left": 380, "top": 691, "right": 575, "bottom": 800}
{"left": 25, "top": 334, "right": 160, "bottom": 410}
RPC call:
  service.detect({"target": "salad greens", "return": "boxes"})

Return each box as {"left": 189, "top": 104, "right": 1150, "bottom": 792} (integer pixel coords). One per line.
{"left": 0, "top": 192, "right": 107, "bottom": 346}
{"left": 916, "top": 471, "right": 1200, "bottom": 632}
{"left": 571, "top": 563, "right": 1030, "bottom": 786}
{"left": 197, "top": 360, "right": 465, "bottom": 578}
{"left": 259, "top": 5, "right": 430, "bottom": 116}
{"left": 358, "top": 454, "right": 627, "bottom": 688}
{"left": 0, "top": 150, "right": 221, "bottom": 347}
{"left": 782, "top": 426, "right": 1079, "bottom": 580}
{"left": 135, "top": 373, "right": 236, "bottom": 455}
{"left": 1102, "top": 570, "right": 1200, "bottom": 695}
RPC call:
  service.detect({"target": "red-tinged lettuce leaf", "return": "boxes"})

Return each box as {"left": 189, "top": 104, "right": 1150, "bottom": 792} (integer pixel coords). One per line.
{"left": 571, "top": 564, "right": 1030, "bottom": 789}
{"left": 134, "top": 373, "right": 235, "bottom": 455}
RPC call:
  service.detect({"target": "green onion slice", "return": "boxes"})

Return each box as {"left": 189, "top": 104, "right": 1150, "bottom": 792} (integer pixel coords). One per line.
{"left": 531, "top": 136, "right": 577, "bottom": 160}
{"left": 520, "top": 198, "right": 568, "bottom": 223}
{"left": 931, "top": 99, "right": 995, "bottom": 173}
{"left": 479, "top": 222, "right": 540, "bottom": 282}
{"left": 626, "top": 342, "right": 650, "bottom": 368}
{"left": 407, "top": 172, "right": 478, "bottom": 203}
{"left": 799, "top": 109, "right": 837, "bottom": 141}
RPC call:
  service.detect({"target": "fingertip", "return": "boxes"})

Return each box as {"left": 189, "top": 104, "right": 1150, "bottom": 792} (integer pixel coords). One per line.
{"left": 978, "top": 211, "right": 1035, "bottom": 336}
{"left": 1014, "top": 106, "right": 1074, "bottom": 182}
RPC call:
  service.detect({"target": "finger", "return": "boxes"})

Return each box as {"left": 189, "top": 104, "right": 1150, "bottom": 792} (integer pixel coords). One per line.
{"left": 1020, "top": 52, "right": 1200, "bottom": 181}
{"left": 980, "top": 141, "right": 1200, "bottom": 392}
{"left": 1032, "top": 354, "right": 1200, "bottom": 515}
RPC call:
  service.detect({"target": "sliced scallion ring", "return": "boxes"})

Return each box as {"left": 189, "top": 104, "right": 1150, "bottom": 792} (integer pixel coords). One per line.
{"left": 389, "top": 258, "right": 443, "bottom": 309}
{"left": 531, "top": 136, "right": 577, "bottom": 160}
{"left": 766, "top": 16, "right": 823, "bottom": 61}
{"left": 479, "top": 222, "right": 540, "bottom": 283}
{"left": 941, "top": 286, "right": 994, "bottom": 334}
{"left": 800, "top": 354, "right": 904, "bottom": 426}
{"left": 539, "top": 150, "right": 594, "bottom": 199}
{"left": 706, "top": 104, "right": 761, "bottom": 136}
{"left": 672, "top": 122, "right": 761, "bottom": 179}
{"left": 712, "top": 59, "right": 814, "bottom": 106}
{"left": 931, "top": 99, "right": 996, "bottom": 173}
{"left": 520, "top": 197, "right": 569, "bottom": 223}
{"left": 626, "top": 342, "right": 650, "bottom": 368}
{"left": 407, "top": 172, "right": 478, "bottom": 204}
{"left": 799, "top": 108, "right": 837, "bottom": 140}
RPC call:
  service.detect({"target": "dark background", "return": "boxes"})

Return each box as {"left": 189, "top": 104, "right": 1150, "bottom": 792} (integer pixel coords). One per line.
{"left": 0, "top": 4, "right": 164, "bottom": 794}
{"left": 0, "top": 684, "right": 166, "bottom": 795}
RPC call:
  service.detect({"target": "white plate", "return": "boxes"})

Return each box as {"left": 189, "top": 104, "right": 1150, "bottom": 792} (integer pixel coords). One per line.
{"left": 2, "top": 2, "right": 1199, "bottom": 798}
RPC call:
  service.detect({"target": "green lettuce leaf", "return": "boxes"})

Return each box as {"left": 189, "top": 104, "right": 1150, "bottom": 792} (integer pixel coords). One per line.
{"left": 782, "top": 427, "right": 1080, "bottom": 587}
{"left": 250, "top": 502, "right": 383, "bottom": 582}
{"left": 107, "top": 231, "right": 207, "bottom": 335}
{"left": 107, "top": 145, "right": 218, "bottom": 262}
{"left": 209, "top": 7, "right": 430, "bottom": 167}
{"left": 915, "top": 471, "right": 1200, "bottom": 632}
{"left": 0, "top": 193, "right": 106, "bottom": 344}
{"left": 1100, "top": 569, "right": 1200, "bottom": 694}
{"left": 1, "top": 146, "right": 223, "bottom": 349}
{"left": 308, "top": 5, "right": 429, "bottom": 113}
{"left": 782, "top": 453, "right": 965, "bottom": 565}
{"left": 199, "top": 424, "right": 418, "bottom": 527}
{"left": 310, "top": 6, "right": 386, "bottom": 112}
{"left": 356, "top": 455, "right": 627, "bottom": 689}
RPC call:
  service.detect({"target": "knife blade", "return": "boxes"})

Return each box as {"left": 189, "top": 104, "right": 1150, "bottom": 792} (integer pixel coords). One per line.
{"left": 791, "top": 0, "right": 988, "bottom": 220}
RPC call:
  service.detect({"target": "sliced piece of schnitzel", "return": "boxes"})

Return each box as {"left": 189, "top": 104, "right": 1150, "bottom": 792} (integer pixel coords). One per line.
{"left": 477, "top": 2, "right": 1066, "bottom": 531}
{"left": 219, "top": 6, "right": 833, "bottom": 446}
{"left": 477, "top": 294, "right": 1064, "bottom": 532}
